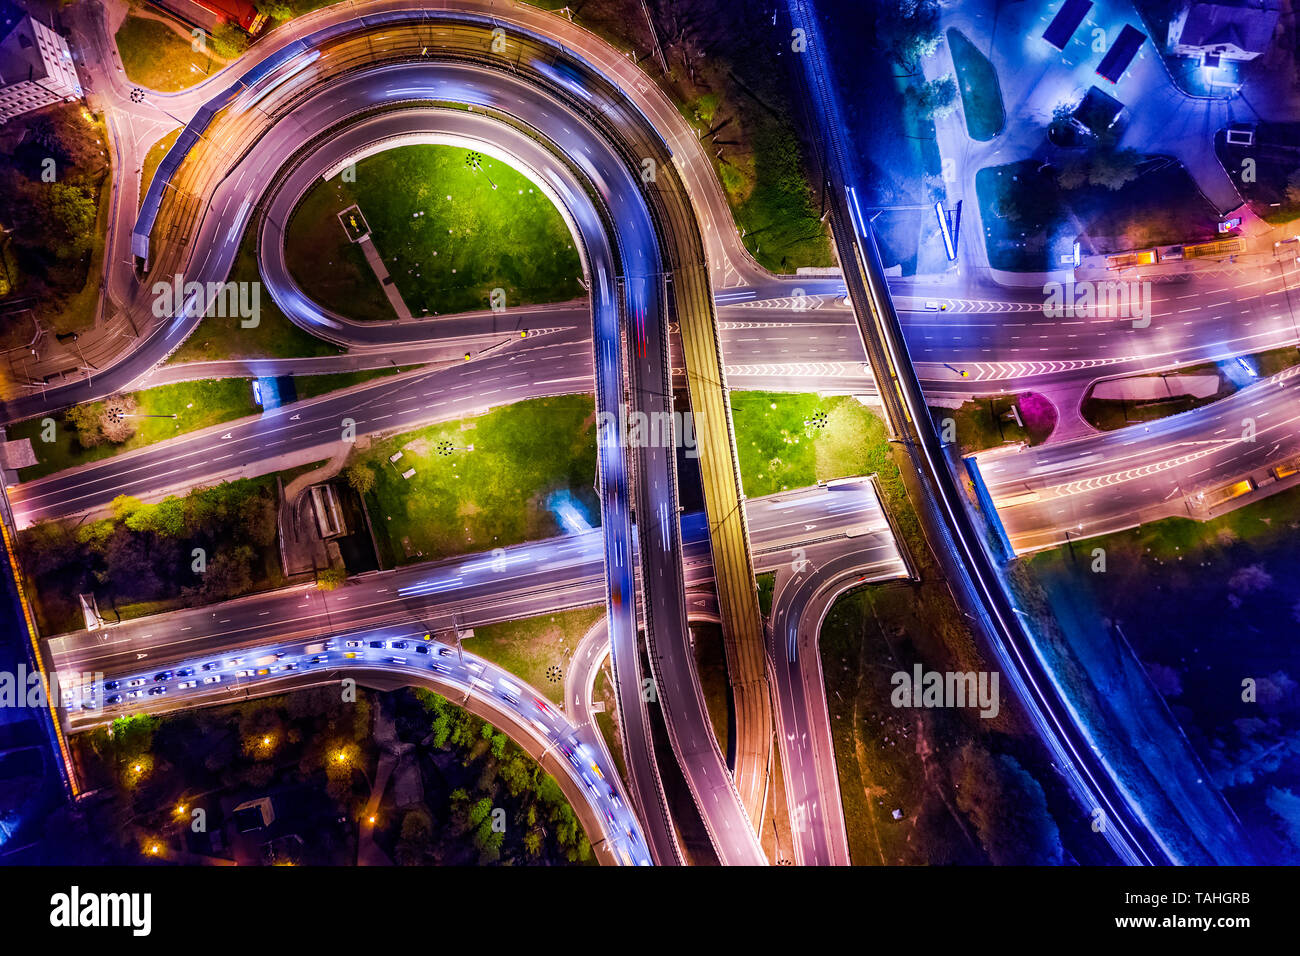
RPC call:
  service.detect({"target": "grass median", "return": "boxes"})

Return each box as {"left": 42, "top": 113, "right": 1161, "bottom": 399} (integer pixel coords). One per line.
{"left": 466, "top": 606, "right": 605, "bottom": 709}
{"left": 353, "top": 395, "right": 599, "bottom": 566}
{"left": 947, "top": 29, "right": 1004, "bottom": 142}
{"left": 931, "top": 392, "right": 1057, "bottom": 454}
{"left": 166, "top": 210, "right": 343, "bottom": 364}
{"left": 14, "top": 462, "right": 325, "bottom": 635}
{"left": 729, "top": 392, "right": 894, "bottom": 495}
{"left": 139, "top": 127, "right": 181, "bottom": 210}
{"left": 7, "top": 378, "right": 259, "bottom": 481}
{"left": 285, "top": 144, "right": 584, "bottom": 321}
{"left": 114, "top": 15, "right": 218, "bottom": 92}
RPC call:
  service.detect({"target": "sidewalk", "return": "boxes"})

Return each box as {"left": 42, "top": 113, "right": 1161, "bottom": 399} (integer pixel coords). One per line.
{"left": 357, "top": 237, "right": 415, "bottom": 321}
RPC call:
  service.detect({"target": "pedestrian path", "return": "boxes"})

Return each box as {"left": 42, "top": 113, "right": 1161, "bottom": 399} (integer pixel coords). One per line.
{"left": 358, "top": 236, "right": 415, "bottom": 321}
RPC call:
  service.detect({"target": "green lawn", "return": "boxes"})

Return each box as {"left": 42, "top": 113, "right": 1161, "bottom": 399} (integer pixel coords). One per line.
{"left": 291, "top": 366, "right": 410, "bottom": 402}
{"left": 1080, "top": 347, "right": 1300, "bottom": 432}
{"left": 821, "top": 585, "right": 1069, "bottom": 865}
{"left": 1044, "top": 479, "right": 1300, "bottom": 563}
{"left": 357, "top": 395, "right": 599, "bottom": 565}
{"left": 1216, "top": 122, "right": 1300, "bottom": 224}
{"left": 975, "top": 162, "right": 1070, "bottom": 272}
{"left": 947, "top": 29, "right": 1004, "bottom": 142}
{"left": 467, "top": 606, "right": 605, "bottom": 709}
{"left": 8, "top": 378, "right": 258, "bottom": 481}
{"left": 723, "top": 114, "right": 835, "bottom": 273}
{"left": 755, "top": 571, "right": 775, "bottom": 617}
{"left": 1255, "top": 344, "right": 1300, "bottom": 377}
{"left": 167, "top": 211, "right": 342, "bottom": 363}
{"left": 114, "top": 16, "right": 218, "bottom": 92}
{"left": 139, "top": 127, "right": 181, "bottom": 210}
{"left": 729, "top": 392, "right": 891, "bottom": 496}
{"left": 729, "top": 388, "right": 1083, "bottom": 861}
{"left": 1016, "top": 480, "right": 1300, "bottom": 862}
{"left": 285, "top": 144, "right": 585, "bottom": 320}
{"left": 1081, "top": 390, "right": 1226, "bottom": 431}
{"left": 933, "top": 392, "right": 1057, "bottom": 454}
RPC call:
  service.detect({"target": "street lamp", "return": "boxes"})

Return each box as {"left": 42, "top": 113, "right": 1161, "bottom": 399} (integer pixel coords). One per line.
{"left": 465, "top": 150, "right": 498, "bottom": 190}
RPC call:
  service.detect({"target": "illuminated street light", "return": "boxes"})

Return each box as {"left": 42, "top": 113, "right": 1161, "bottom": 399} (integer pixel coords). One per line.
{"left": 465, "top": 150, "right": 498, "bottom": 190}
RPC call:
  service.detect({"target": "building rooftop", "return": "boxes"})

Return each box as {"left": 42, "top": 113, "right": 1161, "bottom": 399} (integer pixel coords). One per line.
{"left": 1177, "top": 0, "right": 1280, "bottom": 54}
{"left": 0, "top": 3, "right": 49, "bottom": 88}
{"left": 1073, "top": 85, "right": 1125, "bottom": 136}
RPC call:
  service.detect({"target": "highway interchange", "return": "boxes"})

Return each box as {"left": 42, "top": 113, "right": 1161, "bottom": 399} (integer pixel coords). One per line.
{"left": 2, "top": 0, "right": 1298, "bottom": 865}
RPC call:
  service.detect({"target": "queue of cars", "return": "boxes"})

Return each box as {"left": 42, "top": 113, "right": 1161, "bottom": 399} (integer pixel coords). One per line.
{"left": 77, "top": 629, "right": 649, "bottom": 863}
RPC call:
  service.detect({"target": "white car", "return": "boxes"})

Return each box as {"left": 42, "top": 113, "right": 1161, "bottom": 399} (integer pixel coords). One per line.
{"left": 202, "top": 675, "right": 221, "bottom": 685}
{"left": 226, "top": 658, "right": 244, "bottom": 667}
{"left": 178, "top": 680, "right": 197, "bottom": 690}
{"left": 126, "top": 689, "right": 144, "bottom": 700}
{"left": 235, "top": 669, "right": 253, "bottom": 678}
{"left": 126, "top": 678, "right": 146, "bottom": 688}
{"left": 344, "top": 640, "right": 363, "bottom": 649}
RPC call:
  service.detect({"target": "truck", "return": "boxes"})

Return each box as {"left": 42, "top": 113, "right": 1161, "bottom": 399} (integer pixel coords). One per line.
{"left": 1202, "top": 478, "right": 1255, "bottom": 508}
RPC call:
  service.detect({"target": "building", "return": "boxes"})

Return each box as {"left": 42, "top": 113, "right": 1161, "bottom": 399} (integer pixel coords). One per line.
{"left": 1168, "top": 0, "right": 1280, "bottom": 65}
{"left": 1071, "top": 85, "right": 1125, "bottom": 138}
{"left": 0, "top": 3, "right": 83, "bottom": 125}
{"left": 232, "top": 797, "right": 276, "bottom": 832}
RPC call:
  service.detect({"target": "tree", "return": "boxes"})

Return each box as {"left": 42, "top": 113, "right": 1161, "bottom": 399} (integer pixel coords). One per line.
{"left": 1087, "top": 147, "right": 1142, "bottom": 191}
{"left": 125, "top": 497, "right": 185, "bottom": 538}
{"left": 345, "top": 463, "right": 376, "bottom": 496}
{"left": 256, "top": 0, "right": 297, "bottom": 21}
{"left": 878, "top": 0, "right": 942, "bottom": 70}
{"left": 1286, "top": 169, "right": 1300, "bottom": 209}
{"left": 1265, "top": 787, "right": 1300, "bottom": 853}
{"left": 467, "top": 796, "right": 493, "bottom": 831}
{"left": 952, "top": 743, "right": 1063, "bottom": 865}
{"left": 1048, "top": 102, "right": 1077, "bottom": 145}
{"left": 39, "top": 182, "right": 96, "bottom": 260}
{"left": 65, "top": 404, "right": 104, "bottom": 448}
{"left": 905, "top": 76, "right": 958, "bottom": 121}
{"left": 395, "top": 808, "right": 434, "bottom": 865}
{"left": 18, "top": 520, "right": 78, "bottom": 578}
{"left": 208, "top": 22, "right": 250, "bottom": 60}
{"left": 109, "top": 495, "right": 143, "bottom": 523}
{"left": 235, "top": 492, "right": 278, "bottom": 548}
{"left": 102, "top": 527, "right": 163, "bottom": 600}
{"left": 198, "top": 545, "right": 255, "bottom": 602}
{"left": 317, "top": 566, "right": 347, "bottom": 590}
{"left": 1056, "top": 147, "right": 1141, "bottom": 192}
